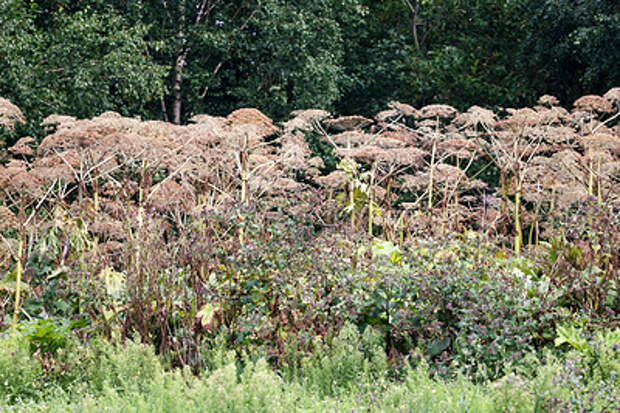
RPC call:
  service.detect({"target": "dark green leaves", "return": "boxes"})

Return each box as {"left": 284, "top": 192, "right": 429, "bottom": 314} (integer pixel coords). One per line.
{"left": 0, "top": 0, "right": 166, "bottom": 124}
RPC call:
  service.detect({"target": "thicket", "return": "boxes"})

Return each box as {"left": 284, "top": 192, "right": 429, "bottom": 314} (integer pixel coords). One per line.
{"left": 0, "top": 86, "right": 618, "bottom": 411}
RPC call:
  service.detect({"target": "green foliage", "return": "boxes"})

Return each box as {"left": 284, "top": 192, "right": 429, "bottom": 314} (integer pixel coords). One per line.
{"left": 17, "top": 318, "right": 77, "bottom": 355}
{"left": 1, "top": 0, "right": 618, "bottom": 123}
{"left": 1, "top": 1, "right": 619, "bottom": 407}
{"left": 302, "top": 129, "right": 338, "bottom": 174}
{"left": 1, "top": 332, "right": 618, "bottom": 412}
{"left": 0, "top": 333, "right": 42, "bottom": 402}
{"left": 5, "top": 189, "right": 617, "bottom": 385}
{"left": 337, "top": 0, "right": 533, "bottom": 112}
{"left": 343, "top": 235, "right": 567, "bottom": 381}
{"left": 128, "top": 0, "right": 367, "bottom": 121}
{"left": 520, "top": 0, "right": 620, "bottom": 105}
{"left": 337, "top": 158, "right": 374, "bottom": 219}
{"left": 213, "top": 0, "right": 354, "bottom": 119}
{"left": 10, "top": 198, "right": 616, "bottom": 383}
{"left": 74, "top": 338, "right": 162, "bottom": 393}
{"left": 341, "top": 0, "right": 619, "bottom": 112}
{"left": 0, "top": 0, "right": 166, "bottom": 124}
{"left": 546, "top": 327, "right": 620, "bottom": 411}
{"left": 336, "top": 19, "right": 416, "bottom": 115}
{"left": 0, "top": 118, "right": 48, "bottom": 149}
{"left": 288, "top": 323, "right": 388, "bottom": 397}
{"left": 193, "top": 205, "right": 353, "bottom": 361}
{"left": 555, "top": 323, "right": 593, "bottom": 356}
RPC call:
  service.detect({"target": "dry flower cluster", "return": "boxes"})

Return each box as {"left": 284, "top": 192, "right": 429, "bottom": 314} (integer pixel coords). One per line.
{"left": 0, "top": 98, "right": 25, "bottom": 130}
{"left": 1, "top": 88, "right": 619, "bottom": 256}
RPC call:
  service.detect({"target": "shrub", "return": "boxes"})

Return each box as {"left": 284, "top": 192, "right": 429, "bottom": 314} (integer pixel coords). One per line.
{"left": 534, "top": 327, "right": 620, "bottom": 412}
{"left": 77, "top": 338, "right": 163, "bottom": 393}
{"left": 1, "top": 329, "right": 618, "bottom": 412}
{"left": 339, "top": 234, "right": 567, "bottom": 381}
{"left": 17, "top": 318, "right": 78, "bottom": 355}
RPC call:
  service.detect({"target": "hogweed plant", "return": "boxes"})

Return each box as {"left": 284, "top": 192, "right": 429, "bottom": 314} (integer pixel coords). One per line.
{"left": 0, "top": 91, "right": 618, "bottom": 383}
{"left": 0, "top": 176, "right": 56, "bottom": 330}
{"left": 480, "top": 112, "right": 545, "bottom": 254}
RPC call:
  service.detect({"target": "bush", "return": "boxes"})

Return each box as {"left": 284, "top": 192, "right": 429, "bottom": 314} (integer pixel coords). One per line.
{"left": 1, "top": 327, "right": 618, "bottom": 412}
{"left": 18, "top": 318, "right": 76, "bottom": 355}
{"left": 338, "top": 235, "right": 567, "bottom": 381}
{"left": 63, "top": 337, "right": 163, "bottom": 394}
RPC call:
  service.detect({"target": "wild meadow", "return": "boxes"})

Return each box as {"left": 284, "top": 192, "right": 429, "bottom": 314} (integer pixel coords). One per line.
{"left": 0, "top": 90, "right": 619, "bottom": 411}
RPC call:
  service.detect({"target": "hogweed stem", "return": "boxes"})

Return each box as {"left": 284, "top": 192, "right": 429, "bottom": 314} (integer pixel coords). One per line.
{"left": 12, "top": 237, "right": 24, "bottom": 330}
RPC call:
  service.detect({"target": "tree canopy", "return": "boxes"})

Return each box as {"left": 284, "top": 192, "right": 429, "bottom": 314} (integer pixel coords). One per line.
{"left": 0, "top": 0, "right": 618, "bottom": 125}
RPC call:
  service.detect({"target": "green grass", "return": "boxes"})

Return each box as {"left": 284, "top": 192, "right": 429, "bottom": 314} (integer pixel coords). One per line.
{"left": 2, "top": 328, "right": 618, "bottom": 413}
{"left": 1, "top": 360, "right": 538, "bottom": 413}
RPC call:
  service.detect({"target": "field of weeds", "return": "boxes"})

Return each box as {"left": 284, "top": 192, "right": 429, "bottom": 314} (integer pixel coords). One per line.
{"left": 0, "top": 90, "right": 619, "bottom": 411}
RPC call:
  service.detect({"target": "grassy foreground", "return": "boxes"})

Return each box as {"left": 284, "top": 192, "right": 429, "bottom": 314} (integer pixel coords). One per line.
{"left": 2, "top": 325, "right": 619, "bottom": 413}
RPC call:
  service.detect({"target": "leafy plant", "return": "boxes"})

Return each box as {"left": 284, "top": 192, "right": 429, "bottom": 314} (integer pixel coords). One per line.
{"left": 548, "top": 326, "right": 620, "bottom": 412}
{"left": 339, "top": 235, "right": 567, "bottom": 381}
{"left": 541, "top": 200, "right": 619, "bottom": 320}
{"left": 555, "top": 323, "right": 593, "bottom": 355}
{"left": 0, "top": 333, "right": 42, "bottom": 401}
{"left": 288, "top": 322, "right": 388, "bottom": 397}
{"left": 18, "top": 318, "right": 85, "bottom": 355}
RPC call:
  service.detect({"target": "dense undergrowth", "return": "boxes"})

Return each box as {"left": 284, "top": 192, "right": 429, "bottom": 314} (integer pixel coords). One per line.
{"left": 1, "top": 200, "right": 619, "bottom": 411}
{"left": 1, "top": 92, "right": 619, "bottom": 411}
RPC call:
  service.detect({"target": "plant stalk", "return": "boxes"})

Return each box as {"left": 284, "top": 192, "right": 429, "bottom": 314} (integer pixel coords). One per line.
{"left": 514, "top": 185, "right": 522, "bottom": 255}
{"left": 12, "top": 237, "right": 24, "bottom": 330}
{"left": 588, "top": 147, "right": 594, "bottom": 196}
{"left": 368, "top": 162, "right": 376, "bottom": 237}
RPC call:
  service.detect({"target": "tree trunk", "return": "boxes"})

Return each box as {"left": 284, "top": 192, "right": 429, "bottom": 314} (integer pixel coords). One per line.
{"left": 403, "top": 0, "right": 422, "bottom": 50}
{"left": 172, "top": 1, "right": 187, "bottom": 125}
{"left": 172, "top": 53, "right": 184, "bottom": 125}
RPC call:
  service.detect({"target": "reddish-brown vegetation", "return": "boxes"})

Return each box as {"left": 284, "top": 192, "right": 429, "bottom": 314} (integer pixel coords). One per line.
{"left": 1, "top": 89, "right": 618, "bottom": 250}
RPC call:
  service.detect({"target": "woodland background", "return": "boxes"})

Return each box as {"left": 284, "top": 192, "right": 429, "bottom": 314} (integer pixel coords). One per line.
{"left": 0, "top": 0, "right": 619, "bottom": 130}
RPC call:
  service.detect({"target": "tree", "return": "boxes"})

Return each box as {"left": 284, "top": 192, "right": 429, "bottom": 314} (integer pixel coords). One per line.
{"left": 146, "top": 0, "right": 365, "bottom": 122}
{"left": 0, "top": 0, "right": 166, "bottom": 123}
{"left": 519, "top": 0, "right": 620, "bottom": 105}
{"left": 2, "top": 0, "right": 617, "bottom": 128}
{"left": 337, "top": 0, "right": 532, "bottom": 114}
